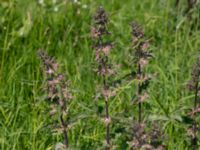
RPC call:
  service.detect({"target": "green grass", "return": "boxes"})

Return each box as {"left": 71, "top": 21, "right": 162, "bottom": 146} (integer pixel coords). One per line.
{"left": 0, "top": 0, "right": 200, "bottom": 149}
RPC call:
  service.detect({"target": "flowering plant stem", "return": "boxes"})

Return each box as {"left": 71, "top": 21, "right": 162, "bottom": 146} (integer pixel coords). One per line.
{"left": 60, "top": 114, "right": 69, "bottom": 149}
{"left": 137, "top": 63, "right": 142, "bottom": 123}
{"left": 192, "top": 81, "right": 198, "bottom": 150}
{"left": 104, "top": 77, "right": 110, "bottom": 146}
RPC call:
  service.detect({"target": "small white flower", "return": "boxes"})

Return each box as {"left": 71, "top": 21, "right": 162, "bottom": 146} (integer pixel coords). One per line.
{"left": 54, "top": 7, "right": 58, "bottom": 12}
{"left": 38, "top": 0, "right": 44, "bottom": 5}
{"left": 82, "top": 4, "right": 88, "bottom": 9}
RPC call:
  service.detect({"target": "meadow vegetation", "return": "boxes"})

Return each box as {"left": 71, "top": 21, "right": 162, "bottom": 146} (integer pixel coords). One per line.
{"left": 0, "top": 0, "right": 200, "bottom": 149}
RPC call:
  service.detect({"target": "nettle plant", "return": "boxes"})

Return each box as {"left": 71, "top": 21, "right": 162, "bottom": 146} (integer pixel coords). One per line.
{"left": 128, "top": 22, "right": 164, "bottom": 150}
{"left": 130, "top": 22, "right": 152, "bottom": 124}
{"left": 36, "top": 7, "right": 167, "bottom": 150}
{"left": 91, "top": 7, "right": 115, "bottom": 149}
{"left": 38, "top": 50, "right": 72, "bottom": 149}
{"left": 187, "top": 57, "right": 200, "bottom": 149}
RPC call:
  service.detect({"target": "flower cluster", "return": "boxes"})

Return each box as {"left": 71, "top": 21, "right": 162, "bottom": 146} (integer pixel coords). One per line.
{"left": 38, "top": 50, "right": 72, "bottom": 106}
{"left": 91, "top": 6, "right": 113, "bottom": 77}
{"left": 38, "top": 50, "right": 72, "bottom": 148}
{"left": 130, "top": 123, "right": 164, "bottom": 150}
{"left": 131, "top": 22, "right": 152, "bottom": 69}
{"left": 131, "top": 22, "right": 152, "bottom": 122}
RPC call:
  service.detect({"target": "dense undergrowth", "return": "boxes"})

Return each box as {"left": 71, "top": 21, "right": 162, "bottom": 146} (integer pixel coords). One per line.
{"left": 0, "top": 0, "right": 200, "bottom": 149}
